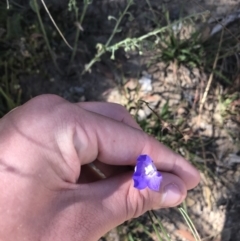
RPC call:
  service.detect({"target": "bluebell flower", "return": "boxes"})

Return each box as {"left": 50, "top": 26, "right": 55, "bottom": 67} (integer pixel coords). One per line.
{"left": 133, "top": 154, "right": 162, "bottom": 191}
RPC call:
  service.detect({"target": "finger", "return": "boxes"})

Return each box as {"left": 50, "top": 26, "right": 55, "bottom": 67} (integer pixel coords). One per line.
{"left": 76, "top": 102, "right": 141, "bottom": 129}
{"left": 87, "top": 172, "right": 187, "bottom": 212}
{"left": 6, "top": 95, "right": 199, "bottom": 189}
{"left": 77, "top": 102, "right": 139, "bottom": 180}
{"left": 76, "top": 103, "right": 198, "bottom": 189}
{"left": 73, "top": 109, "right": 200, "bottom": 190}
{"left": 69, "top": 172, "right": 187, "bottom": 240}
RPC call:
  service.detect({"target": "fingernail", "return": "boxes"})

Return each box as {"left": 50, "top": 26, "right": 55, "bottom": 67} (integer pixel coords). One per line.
{"left": 162, "top": 183, "right": 182, "bottom": 207}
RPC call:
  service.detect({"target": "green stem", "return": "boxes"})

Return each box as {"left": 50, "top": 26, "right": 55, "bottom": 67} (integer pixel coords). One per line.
{"left": 82, "top": 0, "right": 134, "bottom": 74}
{"left": 178, "top": 207, "right": 201, "bottom": 241}
{"left": 4, "top": 61, "right": 9, "bottom": 95}
{"left": 147, "top": 211, "right": 163, "bottom": 241}
{"left": 82, "top": 49, "right": 104, "bottom": 74}
{"left": 151, "top": 211, "right": 171, "bottom": 241}
{"left": 106, "top": 11, "right": 208, "bottom": 51}
{"left": 0, "top": 87, "right": 15, "bottom": 110}
{"left": 83, "top": 10, "right": 209, "bottom": 74}
{"left": 105, "top": 0, "right": 133, "bottom": 47}
{"left": 127, "top": 233, "right": 135, "bottom": 241}
{"left": 33, "top": 0, "right": 61, "bottom": 73}
{"left": 68, "top": 0, "right": 90, "bottom": 71}
{"left": 145, "top": 0, "right": 160, "bottom": 28}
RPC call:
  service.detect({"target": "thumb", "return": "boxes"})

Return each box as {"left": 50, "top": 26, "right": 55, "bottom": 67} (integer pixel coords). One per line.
{"left": 79, "top": 172, "right": 186, "bottom": 238}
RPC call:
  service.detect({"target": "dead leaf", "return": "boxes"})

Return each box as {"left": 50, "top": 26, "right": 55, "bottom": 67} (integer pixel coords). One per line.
{"left": 177, "top": 229, "right": 195, "bottom": 241}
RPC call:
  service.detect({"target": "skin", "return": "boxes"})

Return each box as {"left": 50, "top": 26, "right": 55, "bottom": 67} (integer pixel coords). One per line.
{"left": 0, "top": 94, "right": 200, "bottom": 241}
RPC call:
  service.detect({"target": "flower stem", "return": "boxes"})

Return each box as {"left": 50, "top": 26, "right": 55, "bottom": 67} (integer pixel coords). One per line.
{"left": 82, "top": 0, "right": 134, "bottom": 74}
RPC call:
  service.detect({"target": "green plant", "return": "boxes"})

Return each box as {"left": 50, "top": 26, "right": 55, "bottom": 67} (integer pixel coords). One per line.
{"left": 178, "top": 207, "right": 201, "bottom": 241}
{"left": 159, "top": 31, "right": 205, "bottom": 67}
{"left": 30, "top": 0, "right": 61, "bottom": 73}
{"left": 83, "top": 4, "right": 209, "bottom": 73}
{"left": 0, "top": 61, "right": 21, "bottom": 116}
{"left": 68, "top": 0, "right": 92, "bottom": 69}
{"left": 83, "top": 0, "right": 135, "bottom": 74}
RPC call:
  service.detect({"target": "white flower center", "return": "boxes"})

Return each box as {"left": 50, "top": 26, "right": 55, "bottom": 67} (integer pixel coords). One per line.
{"left": 145, "top": 164, "right": 155, "bottom": 176}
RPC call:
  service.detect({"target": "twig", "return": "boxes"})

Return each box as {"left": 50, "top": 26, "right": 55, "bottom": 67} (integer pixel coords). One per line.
{"left": 192, "top": 0, "right": 240, "bottom": 43}
{"left": 139, "top": 100, "right": 184, "bottom": 137}
{"left": 210, "top": 10, "right": 240, "bottom": 36}
{"left": 6, "top": 0, "right": 9, "bottom": 9}
{"left": 198, "top": 29, "right": 224, "bottom": 116}
{"left": 40, "top": 0, "right": 73, "bottom": 50}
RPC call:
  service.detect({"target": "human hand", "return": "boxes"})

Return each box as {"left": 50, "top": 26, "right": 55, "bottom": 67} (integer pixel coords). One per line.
{"left": 0, "top": 95, "right": 200, "bottom": 241}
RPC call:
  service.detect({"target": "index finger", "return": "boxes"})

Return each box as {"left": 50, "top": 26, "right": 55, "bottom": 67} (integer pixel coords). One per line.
{"left": 75, "top": 107, "right": 200, "bottom": 190}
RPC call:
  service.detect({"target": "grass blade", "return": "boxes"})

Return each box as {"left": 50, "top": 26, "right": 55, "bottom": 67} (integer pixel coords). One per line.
{"left": 178, "top": 207, "right": 201, "bottom": 241}
{"left": 147, "top": 211, "right": 163, "bottom": 241}
{"left": 151, "top": 211, "right": 171, "bottom": 241}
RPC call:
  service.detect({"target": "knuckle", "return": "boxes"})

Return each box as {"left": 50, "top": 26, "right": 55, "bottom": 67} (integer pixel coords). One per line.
{"left": 26, "top": 94, "right": 65, "bottom": 110}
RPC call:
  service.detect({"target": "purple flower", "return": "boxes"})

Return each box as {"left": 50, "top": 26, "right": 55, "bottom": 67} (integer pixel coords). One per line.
{"left": 132, "top": 155, "right": 162, "bottom": 191}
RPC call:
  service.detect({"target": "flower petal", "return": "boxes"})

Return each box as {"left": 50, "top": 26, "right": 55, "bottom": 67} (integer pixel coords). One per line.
{"left": 147, "top": 172, "right": 162, "bottom": 191}
{"left": 133, "top": 175, "right": 148, "bottom": 189}
{"left": 132, "top": 154, "right": 162, "bottom": 191}
{"left": 133, "top": 154, "right": 152, "bottom": 175}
